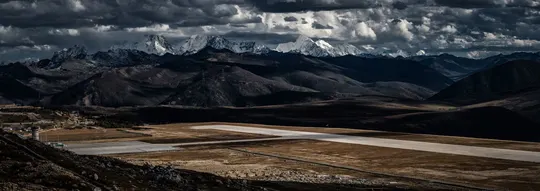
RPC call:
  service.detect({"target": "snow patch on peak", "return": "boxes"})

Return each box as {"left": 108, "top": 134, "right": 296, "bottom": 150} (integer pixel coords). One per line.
{"left": 333, "top": 43, "right": 364, "bottom": 56}
{"left": 387, "top": 50, "right": 410, "bottom": 58}
{"left": 179, "top": 35, "right": 215, "bottom": 55}
{"left": 51, "top": 45, "right": 88, "bottom": 63}
{"left": 296, "top": 35, "right": 314, "bottom": 43}
{"left": 416, "top": 50, "right": 426, "bottom": 56}
{"left": 315, "top": 40, "right": 333, "bottom": 50}
{"left": 276, "top": 35, "right": 367, "bottom": 57}
{"left": 178, "top": 35, "right": 269, "bottom": 55}
{"left": 111, "top": 35, "right": 175, "bottom": 56}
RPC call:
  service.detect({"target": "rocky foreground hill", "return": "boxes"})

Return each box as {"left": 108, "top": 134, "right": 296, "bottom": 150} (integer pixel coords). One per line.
{"left": 0, "top": 131, "right": 268, "bottom": 191}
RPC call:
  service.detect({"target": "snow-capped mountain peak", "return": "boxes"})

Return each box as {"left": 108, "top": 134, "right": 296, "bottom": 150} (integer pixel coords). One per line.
{"left": 276, "top": 35, "right": 318, "bottom": 55}
{"left": 144, "top": 34, "right": 174, "bottom": 55}
{"left": 111, "top": 34, "right": 175, "bottom": 56}
{"left": 295, "top": 35, "right": 314, "bottom": 43}
{"left": 315, "top": 40, "right": 334, "bottom": 50}
{"left": 51, "top": 45, "right": 88, "bottom": 63}
{"left": 276, "top": 35, "right": 366, "bottom": 57}
{"left": 178, "top": 35, "right": 269, "bottom": 55}
{"left": 179, "top": 35, "right": 223, "bottom": 55}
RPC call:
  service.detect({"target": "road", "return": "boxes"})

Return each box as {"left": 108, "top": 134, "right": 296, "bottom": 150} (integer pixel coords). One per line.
{"left": 191, "top": 125, "right": 540, "bottom": 163}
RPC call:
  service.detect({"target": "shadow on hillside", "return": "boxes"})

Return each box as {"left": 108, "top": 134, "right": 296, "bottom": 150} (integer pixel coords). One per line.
{"left": 55, "top": 101, "right": 540, "bottom": 142}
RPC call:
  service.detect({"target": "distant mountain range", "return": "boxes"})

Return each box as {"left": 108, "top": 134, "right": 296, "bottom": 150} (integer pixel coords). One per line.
{"left": 0, "top": 46, "right": 454, "bottom": 107}
{"left": 46, "top": 35, "right": 540, "bottom": 81}
{"left": 275, "top": 35, "right": 369, "bottom": 57}
{"left": 1, "top": 34, "right": 540, "bottom": 109}
{"left": 111, "top": 35, "right": 176, "bottom": 55}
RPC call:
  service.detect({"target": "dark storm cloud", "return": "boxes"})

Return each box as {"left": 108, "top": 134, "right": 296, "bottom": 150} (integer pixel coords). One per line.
{"left": 2, "top": 0, "right": 540, "bottom": 61}
{"left": 0, "top": 42, "right": 35, "bottom": 48}
{"left": 311, "top": 22, "right": 334, "bottom": 29}
{"left": 284, "top": 16, "right": 298, "bottom": 22}
{"left": 434, "top": 0, "right": 539, "bottom": 8}
{"left": 245, "top": 0, "right": 538, "bottom": 13}
{"left": 223, "top": 31, "right": 298, "bottom": 44}
{"left": 392, "top": 1, "right": 408, "bottom": 10}
{"left": 245, "top": 0, "right": 382, "bottom": 12}
{"left": 0, "top": 0, "right": 261, "bottom": 29}
{"left": 424, "top": 7, "right": 540, "bottom": 40}
{"left": 230, "top": 24, "right": 248, "bottom": 27}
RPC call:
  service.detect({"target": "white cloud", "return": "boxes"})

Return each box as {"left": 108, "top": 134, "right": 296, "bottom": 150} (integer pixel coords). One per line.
{"left": 432, "top": 35, "right": 449, "bottom": 49}
{"left": 69, "top": 0, "right": 85, "bottom": 12}
{"left": 484, "top": 32, "right": 498, "bottom": 40}
{"left": 354, "top": 22, "right": 377, "bottom": 40}
{"left": 391, "top": 19, "right": 414, "bottom": 41}
{"left": 3, "top": 2, "right": 540, "bottom": 60}
{"left": 126, "top": 24, "right": 171, "bottom": 33}
{"left": 513, "top": 39, "right": 540, "bottom": 47}
{"left": 67, "top": 29, "right": 80, "bottom": 36}
{"left": 94, "top": 25, "right": 115, "bottom": 32}
{"left": 416, "top": 24, "right": 430, "bottom": 33}
{"left": 0, "top": 25, "right": 12, "bottom": 34}
{"left": 229, "top": 5, "right": 259, "bottom": 22}
{"left": 441, "top": 25, "right": 457, "bottom": 33}
{"left": 47, "top": 28, "right": 80, "bottom": 36}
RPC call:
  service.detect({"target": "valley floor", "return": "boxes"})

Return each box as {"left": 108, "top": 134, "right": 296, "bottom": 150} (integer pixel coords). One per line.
{"left": 50, "top": 122, "right": 540, "bottom": 190}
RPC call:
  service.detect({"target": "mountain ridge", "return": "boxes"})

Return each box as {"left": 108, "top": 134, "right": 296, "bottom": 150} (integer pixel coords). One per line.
{"left": 430, "top": 60, "right": 540, "bottom": 104}
{"left": 276, "top": 35, "right": 368, "bottom": 57}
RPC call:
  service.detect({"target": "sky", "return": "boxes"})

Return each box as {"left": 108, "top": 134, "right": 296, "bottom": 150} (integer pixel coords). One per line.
{"left": 1, "top": 0, "right": 540, "bottom": 61}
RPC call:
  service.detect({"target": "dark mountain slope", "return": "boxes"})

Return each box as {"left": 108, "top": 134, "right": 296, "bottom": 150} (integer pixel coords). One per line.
{"left": 408, "top": 52, "right": 540, "bottom": 82}
{"left": 411, "top": 54, "right": 487, "bottom": 81}
{"left": 184, "top": 48, "right": 443, "bottom": 99}
{"left": 0, "top": 76, "right": 42, "bottom": 104}
{"left": 163, "top": 65, "right": 315, "bottom": 107}
{"left": 189, "top": 48, "right": 453, "bottom": 92}
{"left": 45, "top": 67, "right": 195, "bottom": 107}
{"left": 0, "top": 96, "right": 13, "bottom": 105}
{"left": 0, "top": 61, "right": 101, "bottom": 94}
{"left": 482, "top": 52, "right": 540, "bottom": 69}
{"left": 364, "top": 82, "right": 435, "bottom": 100}
{"left": 0, "top": 48, "right": 465, "bottom": 107}
{"left": 322, "top": 56, "right": 454, "bottom": 91}
{"left": 371, "top": 106, "right": 540, "bottom": 141}
{"left": 269, "top": 70, "right": 379, "bottom": 95}
{"left": 430, "top": 60, "right": 540, "bottom": 104}
{"left": 92, "top": 49, "right": 160, "bottom": 67}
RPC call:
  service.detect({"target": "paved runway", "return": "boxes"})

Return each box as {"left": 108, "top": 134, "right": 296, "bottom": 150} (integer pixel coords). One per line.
{"left": 65, "top": 137, "right": 292, "bottom": 155}
{"left": 66, "top": 141, "right": 180, "bottom": 155}
{"left": 192, "top": 125, "right": 540, "bottom": 163}
{"left": 65, "top": 124, "right": 540, "bottom": 163}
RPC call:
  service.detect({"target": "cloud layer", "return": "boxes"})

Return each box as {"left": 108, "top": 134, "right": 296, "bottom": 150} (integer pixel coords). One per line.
{"left": 1, "top": 0, "right": 540, "bottom": 60}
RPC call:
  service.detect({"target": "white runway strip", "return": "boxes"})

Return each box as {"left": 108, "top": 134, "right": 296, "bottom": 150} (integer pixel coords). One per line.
{"left": 192, "top": 125, "right": 540, "bottom": 163}
{"left": 66, "top": 141, "right": 180, "bottom": 155}
{"left": 66, "top": 138, "right": 292, "bottom": 155}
